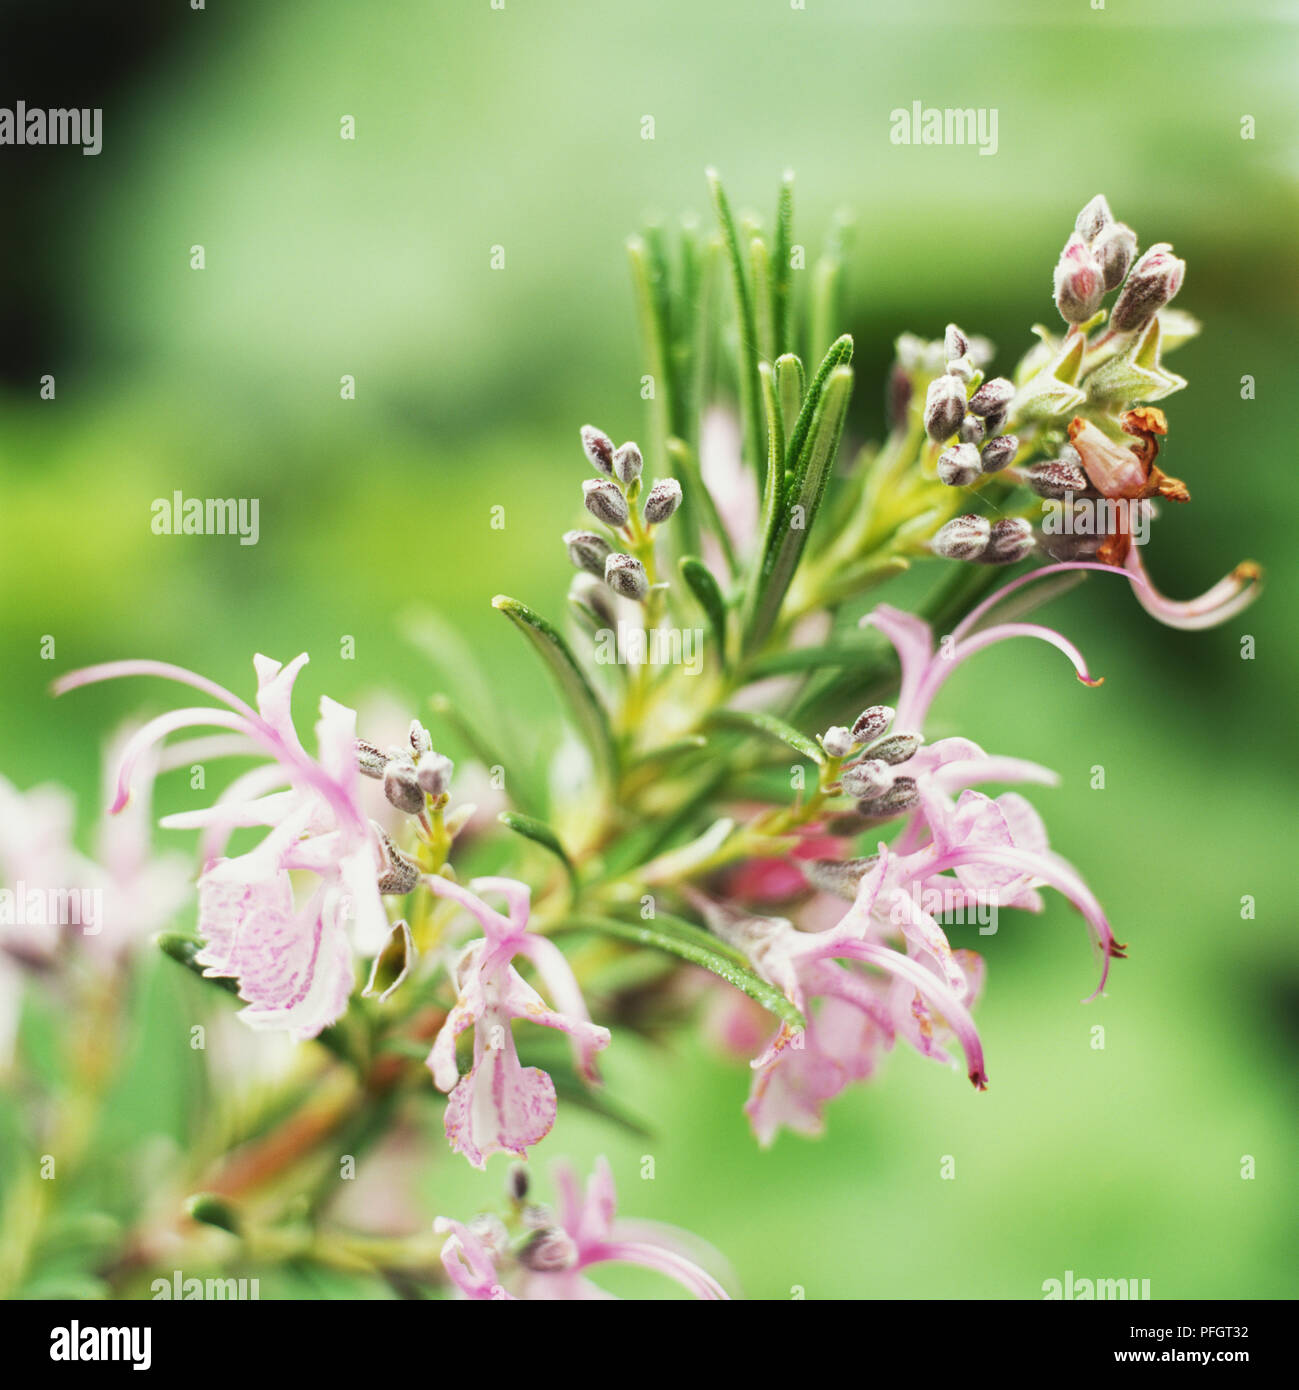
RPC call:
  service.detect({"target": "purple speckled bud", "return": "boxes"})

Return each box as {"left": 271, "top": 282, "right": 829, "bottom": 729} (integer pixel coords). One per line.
{"left": 931, "top": 512, "right": 991, "bottom": 560}
{"left": 924, "top": 373, "right": 967, "bottom": 443}
{"left": 580, "top": 425, "right": 615, "bottom": 475}
{"left": 583, "top": 478, "right": 630, "bottom": 527}
{"left": 982, "top": 516, "right": 1035, "bottom": 565}
{"left": 850, "top": 705, "right": 894, "bottom": 744}
{"left": 1111, "top": 242, "right": 1185, "bottom": 333}
{"left": 979, "top": 434, "right": 1018, "bottom": 474}
{"left": 937, "top": 443, "right": 981, "bottom": 487}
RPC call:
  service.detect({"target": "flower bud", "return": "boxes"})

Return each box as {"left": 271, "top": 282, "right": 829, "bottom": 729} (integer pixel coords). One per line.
{"left": 979, "top": 434, "right": 1018, "bottom": 473}
{"left": 1053, "top": 233, "right": 1105, "bottom": 324}
{"left": 887, "top": 363, "right": 912, "bottom": 430}
{"left": 564, "top": 528, "right": 612, "bottom": 576}
{"left": 377, "top": 853, "right": 420, "bottom": 896}
{"left": 840, "top": 759, "right": 893, "bottom": 800}
{"left": 604, "top": 552, "right": 649, "bottom": 601}
{"left": 820, "top": 726, "right": 856, "bottom": 759}
{"left": 1091, "top": 221, "right": 1137, "bottom": 291}
{"left": 1025, "top": 458, "right": 1088, "bottom": 498}
{"left": 518, "top": 1226, "right": 579, "bottom": 1273}
{"left": 506, "top": 1163, "right": 530, "bottom": 1203}
{"left": 983, "top": 408, "right": 1009, "bottom": 437}
{"left": 569, "top": 572, "right": 618, "bottom": 626}
{"left": 937, "top": 443, "right": 981, "bottom": 487}
{"left": 1074, "top": 194, "right": 1113, "bottom": 244}
{"left": 642, "top": 477, "right": 683, "bottom": 525}
{"left": 383, "top": 759, "right": 424, "bottom": 814}
{"left": 959, "top": 414, "right": 986, "bottom": 446}
{"left": 1110, "top": 242, "right": 1185, "bottom": 333}
{"left": 580, "top": 424, "right": 615, "bottom": 475}
{"left": 583, "top": 478, "right": 629, "bottom": 527}
{"left": 865, "top": 731, "right": 923, "bottom": 765}
{"left": 931, "top": 512, "right": 990, "bottom": 560}
{"left": 982, "top": 516, "right": 1035, "bottom": 565}
{"left": 966, "top": 376, "right": 1014, "bottom": 418}
{"left": 612, "top": 441, "right": 643, "bottom": 486}
{"left": 859, "top": 776, "right": 919, "bottom": 818}
{"left": 803, "top": 855, "right": 880, "bottom": 900}
{"left": 850, "top": 705, "right": 894, "bottom": 744}
{"left": 355, "top": 738, "right": 389, "bottom": 779}
{"left": 943, "top": 323, "right": 969, "bottom": 363}
{"left": 409, "top": 720, "right": 433, "bottom": 755}
{"left": 924, "top": 373, "right": 967, "bottom": 442}
{"left": 417, "top": 753, "right": 453, "bottom": 799}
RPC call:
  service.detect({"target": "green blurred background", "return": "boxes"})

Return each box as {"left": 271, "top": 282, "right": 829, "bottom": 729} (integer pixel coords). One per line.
{"left": 1, "top": 0, "right": 1296, "bottom": 1298}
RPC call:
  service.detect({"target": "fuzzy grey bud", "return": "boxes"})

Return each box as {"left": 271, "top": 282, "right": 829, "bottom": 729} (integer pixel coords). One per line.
{"left": 580, "top": 424, "right": 615, "bottom": 475}
{"left": 564, "top": 528, "right": 612, "bottom": 576}
{"left": 417, "top": 753, "right": 453, "bottom": 799}
{"left": 959, "top": 414, "right": 986, "bottom": 446}
{"left": 943, "top": 323, "right": 969, "bottom": 364}
{"left": 642, "top": 478, "right": 683, "bottom": 525}
{"left": 383, "top": 759, "right": 425, "bottom": 814}
{"left": 583, "top": 478, "right": 629, "bottom": 528}
{"left": 1074, "top": 194, "right": 1113, "bottom": 244}
{"left": 887, "top": 364, "right": 912, "bottom": 430}
{"left": 569, "top": 572, "right": 618, "bottom": 626}
{"left": 604, "top": 552, "right": 649, "bottom": 601}
{"left": 518, "top": 1227, "right": 579, "bottom": 1273}
{"left": 820, "top": 726, "right": 855, "bottom": 759}
{"left": 803, "top": 855, "right": 880, "bottom": 900}
{"left": 859, "top": 776, "right": 919, "bottom": 818}
{"left": 507, "top": 1163, "right": 530, "bottom": 1203}
{"left": 1110, "top": 242, "right": 1185, "bottom": 333}
{"left": 966, "top": 376, "right": 1014, "bottom": 419}
{"left": 866, "top": 731, "right": 923, "bottom": 765}
{"left": 924, "top": 373, "right": 967, "bottom": 442}
{"left": 355, "top": 739, "right": 389, "bottom": 779}
{"left": 937, "top": 443, "right": 981, "bottom": 487}
{"left": 1025, "top": 458, "right": 1089, "bottom": 498}
{"left": 612, "top": 441, "right": 643, "bottom": 486}
{"left": 376, "top": 831, "right": 420, "bottom": 895}
{"left": 1092, "top": 221, "right": 1137, "bottom": 291}
{"left": 983, "top": 407, "right": 1008, "bottom": 436}
{"left": 982, "top": 516, "right": 1035, "bottom": 565}
{"left": 850, "top": 705, "right": 894, "bottom": 744}
{"left": 931, "top": 512, "right": 991, "bottom": 560}
{"left": 1054, "top": 233, "right": 1105, "bottom": 324}
{"left": 409, "top": 720, "right": 433, "bottom": 755}
{"left": 979, "top": 434, "right": 1018, "bottom": 474}
{"left": 840, "top": 759, "right": 893, "bottom": 800}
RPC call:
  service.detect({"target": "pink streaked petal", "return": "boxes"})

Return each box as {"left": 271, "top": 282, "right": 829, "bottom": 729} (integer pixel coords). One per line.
{"left": 501, "top": 966, "right": 611, "bottom": 1072}
{"left": 924, "top": 756, "right": 1060, "bottom": 798}
{"left": 423, "top": 873, "right": 514, "bottom": 944}
{"left": 860, "top": 606, "right": 935, "bottom": 728}
{"left": 253, "top": 653, "right": 312, "bottom": 750}
{"left": 592, "top": 1240, "right": 730, "bottom": 1300}
{"left": 579, "top": 1156, "right": 618, "bottom": 1247}
{"left": 52, "top": 658, "right": 260, "bottom": 721}
{"left": 427, "top": 993, "right": 479, "bottom": 1094}
{"left": 888, "top": 889, "right": 966, "bottom": 991}
{"left": 443, "top": 1035, "right": 557, "bottom": 1170}
{"left": 1124, "top": 548, "right": 1262, "bottom": 631}
{"left": 434, "top": 1218, "right": 514, "bottom": 1301}
{"left": 838, "top": 939, "right": 988, "bottom": 1088}
{"left": 952, "top": 560, "right": 1150, "bottom": 642}
{"left": 927, "top": 842, "right": 1122, "bottom": 1000}
{"left": 468, "top": 876, "right": 533, "bottom": 933}
{"left": 514, "top": 934, "right": 608, "bottom": 1082}
{"left": 105, "top": 707, "right": 260, "bottom": 814}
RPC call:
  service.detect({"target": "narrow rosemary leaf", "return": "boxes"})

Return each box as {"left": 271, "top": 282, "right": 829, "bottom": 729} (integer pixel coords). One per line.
{"left": 709, "top": 707, "right": 825, "bottom": 765}
{"left": 772, "top": 172, "right": 795, "bottom": 358}
{"left": 492, "top": 595, "right": 618, "bottom": 789}
{"left": 498, "top": 810, "right": 579, "bottom": 896}
{"left": 554, "top": 914, "right": 805, "bottom": 1031}
{"left": 679, "top": 555, "right": 728, "bottom": 669}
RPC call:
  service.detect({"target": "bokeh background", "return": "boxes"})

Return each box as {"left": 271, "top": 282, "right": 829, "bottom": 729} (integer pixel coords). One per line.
{"left": 1, "top": 0, "right": 1296, "bottom": 1298}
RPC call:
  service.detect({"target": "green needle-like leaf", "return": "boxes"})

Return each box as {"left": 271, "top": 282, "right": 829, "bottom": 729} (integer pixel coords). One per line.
{"left": 707, "top": 169, "right": 765, "bottom": 474}
{"left": 554, "top": 914, "right": 805, "bottom": 1031}
{"left": 679, "top": 555, "right": 729, "bottom": 669}
{"left": 492, "top": 595, "right": 618, "bottom": 791}
{"left": 498, "top": 810, "right": 579, "bottom": 897}
{"left": 709, "top": 707, "right": 825, "bottom": 765}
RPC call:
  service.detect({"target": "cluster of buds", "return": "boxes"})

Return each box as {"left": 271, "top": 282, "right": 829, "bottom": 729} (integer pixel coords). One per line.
{"left": 1053, "top": 194, "right": 1182, "bottom": 334}
{"left": 357, "top": 719, "right": 454, "bottom": 820}
{"left": 930, "top": 512, "right": 1035, "bottom": 565}
{"left": 821, "top": 705, "right": 924, "bottom": 820}
{"left": 564, "top": 425, "right": 682, "bottom": 606}
{"left": 923, "top": 325, "right": 1019, "bottom": 487}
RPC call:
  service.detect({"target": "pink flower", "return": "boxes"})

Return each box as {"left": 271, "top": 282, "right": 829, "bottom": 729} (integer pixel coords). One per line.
{"left": 436, "top": 1157, "right": 731, "bottom": 1299}
{"left": 695, "top": 865, "right": 988, "bottom": 1146}
{"left": 55, "top": 654, "right": 391, "bottom": 1041}
{"left": 423, "top": 873, "right": 610, "bottom": 1168}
